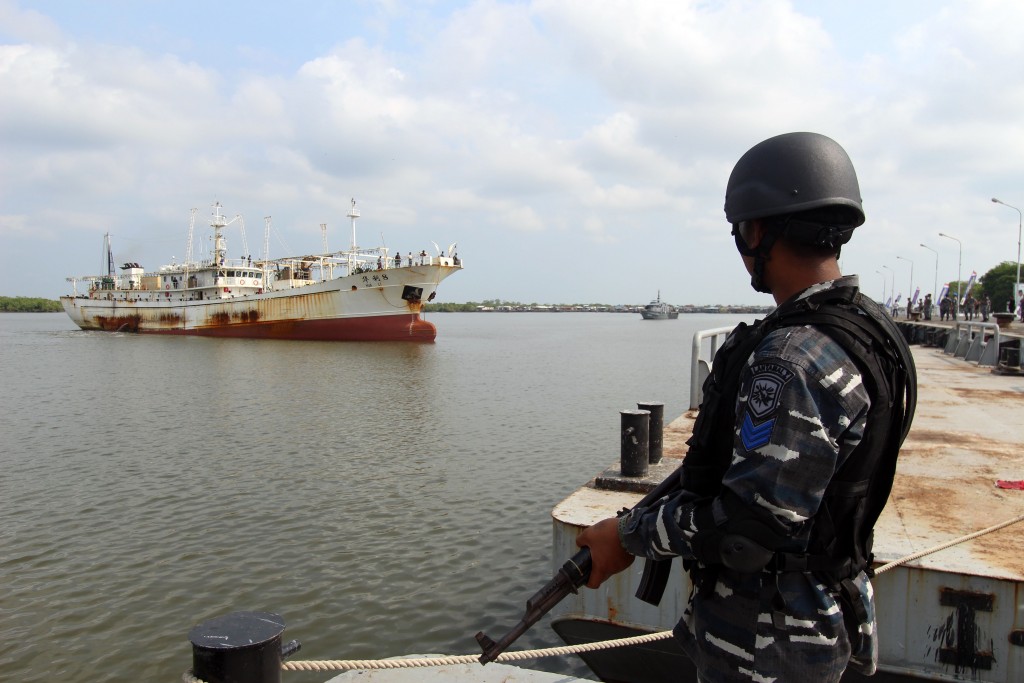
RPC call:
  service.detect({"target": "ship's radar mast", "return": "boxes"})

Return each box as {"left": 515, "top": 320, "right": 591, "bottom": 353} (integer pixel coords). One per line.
{"left": 347, "top": 198, "right": 360, "bottom": 251}
{"left": 211, "top": 202, "right": 228, "bottom": 264}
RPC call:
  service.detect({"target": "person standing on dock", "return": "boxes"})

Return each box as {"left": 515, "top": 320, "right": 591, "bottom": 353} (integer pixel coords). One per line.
{"left": 578, "top": 132, "right": 916, "bottom": 683}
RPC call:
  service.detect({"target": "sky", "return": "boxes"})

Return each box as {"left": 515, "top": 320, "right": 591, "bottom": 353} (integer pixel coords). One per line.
{"left": 2, "top": 0, "right": 1023, "bottom": 306}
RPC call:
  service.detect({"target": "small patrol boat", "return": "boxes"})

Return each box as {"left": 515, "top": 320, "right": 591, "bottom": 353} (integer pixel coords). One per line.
{"left": 640, "top": 292, "right": 678, "bottom": 320}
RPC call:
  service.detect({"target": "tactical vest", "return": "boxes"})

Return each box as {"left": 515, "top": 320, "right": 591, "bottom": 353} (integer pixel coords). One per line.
{"left": 682, "top": 285, "right": 917, "bottom": 589}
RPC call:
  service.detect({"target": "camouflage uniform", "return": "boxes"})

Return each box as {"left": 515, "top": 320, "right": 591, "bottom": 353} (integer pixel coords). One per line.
{"left": 620, "top": 275, "right": 877, "bottom": 683}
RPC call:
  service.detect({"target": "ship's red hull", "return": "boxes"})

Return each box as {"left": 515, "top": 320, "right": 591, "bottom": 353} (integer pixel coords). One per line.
{"left": 133, "top": 313, "right": 437, "bottom": 342}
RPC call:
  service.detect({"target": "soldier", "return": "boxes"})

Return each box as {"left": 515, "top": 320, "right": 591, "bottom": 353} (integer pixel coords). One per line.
{"left": 577, "top": 132, "right": 916, "bottom": 682}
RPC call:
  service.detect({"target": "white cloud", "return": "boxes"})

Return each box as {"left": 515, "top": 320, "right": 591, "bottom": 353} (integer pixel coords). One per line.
{"left": 0, "top": 0, "right": 62, "bottom": 44}
{"left": 2, "top": 0, "right": 1024, "bottom": 306}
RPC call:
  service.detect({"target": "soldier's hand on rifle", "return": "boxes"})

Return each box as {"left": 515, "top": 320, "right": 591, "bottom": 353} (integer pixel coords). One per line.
{"left": 576, "top": 517, "right": 635, "bottom": 588}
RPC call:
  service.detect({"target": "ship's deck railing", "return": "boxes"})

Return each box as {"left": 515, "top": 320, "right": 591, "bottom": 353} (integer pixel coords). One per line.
{"left": 690, "top": 326, "right": 737, "bottom": 409}
{"left": 65, "top": 252, "right": 463, "bottom": 294}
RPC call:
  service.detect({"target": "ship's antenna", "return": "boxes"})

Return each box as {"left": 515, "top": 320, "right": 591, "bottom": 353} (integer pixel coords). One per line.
{"left": 104, "top": 232, "right": 114, "bottom": 277}
{"left": 237, "top": 215, "right": 249, "bottom": 259}
{"left": 347, "top": 198, "right": 360, "bottom": 251}
{"left": 263, "top": 216, "right": 271, "bottom": 263}
{"left": 185, "top": 208, "right": 198, "bottom": 279}
{"left": 211, "top": 202, "right": 228, "bottom": 264}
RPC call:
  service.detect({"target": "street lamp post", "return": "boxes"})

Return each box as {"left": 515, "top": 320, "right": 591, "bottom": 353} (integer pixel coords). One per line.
{"left": 919, "top": 243, "right": 938, "bottom": 305}
{"left": 991, "top": 197, "right": 1022, "bottom": 314}
{"left": 882, "top": 264, "right": 894, "bottom": 314}
{"left": 939, "top": 232, "right": 962, "bottom": 319}
{"left": 875, "top": 270, "right": 887, "bottom": 304}
{"left": 896, "top": 255, "right": 914, "bottom": 318}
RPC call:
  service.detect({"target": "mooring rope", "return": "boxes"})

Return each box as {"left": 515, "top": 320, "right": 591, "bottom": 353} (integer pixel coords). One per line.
{"left": 179, "top": 631, "right": 673, "bottom": 682}
{"left": 872, "top": 510, "right": 1024, "bottom": 575}
{"left": 182, "top": 510, "right": 1024, "bottom": 682}
{"left": 285, "top": 629, "right": 675, "bottom": 672}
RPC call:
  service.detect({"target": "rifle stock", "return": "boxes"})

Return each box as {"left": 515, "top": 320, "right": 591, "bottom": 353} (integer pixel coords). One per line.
{"left": 475, "top": 467, "right": 683, "bottom": 664}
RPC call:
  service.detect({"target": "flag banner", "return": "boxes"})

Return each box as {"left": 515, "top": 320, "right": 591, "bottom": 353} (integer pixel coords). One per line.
{"left": 961, "top": 271, "right": 977, "bottom": 304}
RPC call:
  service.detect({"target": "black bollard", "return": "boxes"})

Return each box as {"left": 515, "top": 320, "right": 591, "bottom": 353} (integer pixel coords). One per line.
{"left": 189, "top": 611, "right": 293, "bottom": 683}
{"left": 637, "top": 401, "right": 664, "bottom": 464}
{"left": 620, "top": 409, "right": 650, "bottom": 477}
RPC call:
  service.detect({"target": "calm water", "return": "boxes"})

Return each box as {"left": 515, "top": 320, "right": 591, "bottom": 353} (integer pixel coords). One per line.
{"left": 0, "top": 311, "right": 752, "bottom": 682}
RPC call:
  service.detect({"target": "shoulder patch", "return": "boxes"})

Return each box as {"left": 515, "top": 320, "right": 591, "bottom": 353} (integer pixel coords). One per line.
{"left": 747, "top": 362, "right": 795, "bottom": 420}
{"left": 740, "top": 413, "right": 774, "bottom": 450}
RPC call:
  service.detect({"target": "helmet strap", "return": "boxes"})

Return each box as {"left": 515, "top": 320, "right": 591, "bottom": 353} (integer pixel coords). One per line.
{"left": 733, "top": 222, "right": 778, "bottom": 294}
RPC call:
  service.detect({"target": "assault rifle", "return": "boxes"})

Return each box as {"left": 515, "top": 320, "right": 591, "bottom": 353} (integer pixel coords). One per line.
{"left": 475, "top": 470, "right": 682, "bottom": 664}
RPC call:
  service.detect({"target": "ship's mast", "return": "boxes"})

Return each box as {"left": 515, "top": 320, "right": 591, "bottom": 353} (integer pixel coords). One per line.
{"left": 185, "top": 208, "right": 198, "bottom": 281}
{"left": 263, "top": 216, "right": 271, "bottom": 264}
{"left": 347, "top": 198, "right": 360, "bottom": 251}
{"left": 211, "top": 202, "right": 228, "bottom": 265}
{"left": 104, "top": 232, "right": 115, "bottom": 277}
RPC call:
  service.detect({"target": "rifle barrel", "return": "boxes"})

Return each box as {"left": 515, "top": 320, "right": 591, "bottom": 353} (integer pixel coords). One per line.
{"left": 476, "top": 548, "right": 591, "bottom": 663}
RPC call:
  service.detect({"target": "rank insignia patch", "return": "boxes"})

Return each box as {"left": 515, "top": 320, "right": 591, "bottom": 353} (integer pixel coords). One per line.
{"left": 741, "top": 413, "right": 774, "bottom": 450}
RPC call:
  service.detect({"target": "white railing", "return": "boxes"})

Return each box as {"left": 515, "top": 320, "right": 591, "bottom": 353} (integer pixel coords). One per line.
{"left": 944, "top": 320, "right": 1002, "bottom": 366}
{"left": 690, "top": 326, "right": 737, "bottom": 409}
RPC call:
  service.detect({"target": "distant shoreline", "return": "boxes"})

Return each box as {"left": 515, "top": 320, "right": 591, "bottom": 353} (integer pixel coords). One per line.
{"left": 5, "top": 297, "right": 771, "bottom": 315}
{"left": 0, "top": 296, "right": 63, "bottom": 313}
{"left": 424, "top": 303, "right": 774, "bottom": 314}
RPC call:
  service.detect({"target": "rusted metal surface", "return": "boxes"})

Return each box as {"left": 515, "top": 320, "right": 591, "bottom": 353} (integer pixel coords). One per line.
{"left": 875, "top": 349, "right": 1024, "bottom": 581}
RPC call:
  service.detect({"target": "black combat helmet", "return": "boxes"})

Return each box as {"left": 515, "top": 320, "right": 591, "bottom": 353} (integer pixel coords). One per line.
{"left": 725, "top": 132, "right": 865, "bottom": 293}
{"left": 725, "top": 131, "right": 865, "bottom": 247}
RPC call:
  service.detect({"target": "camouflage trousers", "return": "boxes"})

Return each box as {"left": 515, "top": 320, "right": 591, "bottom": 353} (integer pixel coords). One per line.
{"left": 672, "top": 568, "right": 865, "bottom": 683}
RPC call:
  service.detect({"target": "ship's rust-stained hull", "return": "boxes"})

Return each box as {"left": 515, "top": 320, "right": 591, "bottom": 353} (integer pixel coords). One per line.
{"left": 61, "top": 266, "right": 453, "bottom": 342}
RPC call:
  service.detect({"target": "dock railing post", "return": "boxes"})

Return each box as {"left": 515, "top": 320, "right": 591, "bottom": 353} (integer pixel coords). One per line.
{"left": 620, "top": 409, "right": 650, "bottom": 477}
{"left": 948, "top": 321, "right": 1002, "bottom": 366}
{"left": 637, "top": 401, "right": 664, "bottom": 464}
{"left": 690, "top": 327, "right": 737, "bottom": 409}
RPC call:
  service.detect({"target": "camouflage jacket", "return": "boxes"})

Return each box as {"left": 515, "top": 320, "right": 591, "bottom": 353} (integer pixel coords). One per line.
{"left": 620, "top": 275, "right": 878, "bottom": 682}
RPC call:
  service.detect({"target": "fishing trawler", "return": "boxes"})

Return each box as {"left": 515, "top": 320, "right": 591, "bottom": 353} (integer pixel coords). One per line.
{"left": 61, "top": 200, "right": 462, "bottom": 341}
